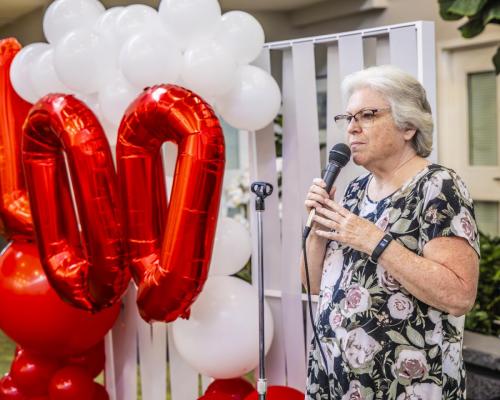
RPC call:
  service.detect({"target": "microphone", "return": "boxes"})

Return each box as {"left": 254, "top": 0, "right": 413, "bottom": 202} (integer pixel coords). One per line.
{"left": 303, "top": 143, "right": 351, "bottom": 239}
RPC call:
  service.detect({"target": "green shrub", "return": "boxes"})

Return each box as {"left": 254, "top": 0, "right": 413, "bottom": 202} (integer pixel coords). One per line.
{"left": 465, "top": 231, "right": 500, "bottom": 336}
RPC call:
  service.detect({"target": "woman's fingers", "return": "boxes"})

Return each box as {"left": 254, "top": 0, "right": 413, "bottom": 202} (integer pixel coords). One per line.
{"left": 324, "top": 198, "right": 348, "bottom": 217}
{"left": 312, "top": 214, "right": 339, "bottom": 230}
{"left": 315, "top": 207, "right": 342, "bottom": 223}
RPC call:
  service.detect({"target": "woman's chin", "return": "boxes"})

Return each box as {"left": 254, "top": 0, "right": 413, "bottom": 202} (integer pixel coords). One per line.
{"left": 352, "top": 154, "right": 366, "bottom": 166}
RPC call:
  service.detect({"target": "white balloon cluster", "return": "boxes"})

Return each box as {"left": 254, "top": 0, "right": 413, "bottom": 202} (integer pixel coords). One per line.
{"left": 10, "top": 0, "right": 281, "bottom": 140}
{"left": 173, "top": 217, "right": 274, "bottom": 379}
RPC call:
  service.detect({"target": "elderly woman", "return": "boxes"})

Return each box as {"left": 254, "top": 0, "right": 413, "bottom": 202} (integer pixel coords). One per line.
{"left": 302, "top": 65, "right": 480, "bottom": 400}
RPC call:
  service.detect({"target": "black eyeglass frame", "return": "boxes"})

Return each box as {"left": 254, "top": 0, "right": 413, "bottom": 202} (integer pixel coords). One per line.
{"left": 333, "top": 107, "right": 391, "bottom": 128}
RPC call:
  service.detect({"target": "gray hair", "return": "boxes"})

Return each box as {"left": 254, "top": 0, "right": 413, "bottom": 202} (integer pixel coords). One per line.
{"left": 341, "top": 65, "right": 433, "bottom": 158}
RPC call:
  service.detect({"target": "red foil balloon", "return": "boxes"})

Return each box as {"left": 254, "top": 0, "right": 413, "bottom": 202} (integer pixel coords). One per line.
{"left": 0, "top": 241, "right": 119, "bottom": 358}
{"left": 0, "top": 38, "right": 33, "bottom": 239}
{"left": 22, "top": 94, "right": 130, "bottom": 311}
{"left": 9, "top": 349, "right": 60, "bottom": 397}
{"left": 117, "top": 84, "right": 225, "bottom": 322}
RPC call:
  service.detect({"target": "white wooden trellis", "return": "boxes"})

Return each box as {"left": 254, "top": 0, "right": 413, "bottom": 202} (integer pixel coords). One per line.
{"left": 104, "top": 20, "right": 437, "bottom": 400}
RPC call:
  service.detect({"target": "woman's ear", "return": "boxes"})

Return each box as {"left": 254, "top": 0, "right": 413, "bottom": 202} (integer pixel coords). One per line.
{"left": 403, "top": 127, "right": 417, "bottom": 141}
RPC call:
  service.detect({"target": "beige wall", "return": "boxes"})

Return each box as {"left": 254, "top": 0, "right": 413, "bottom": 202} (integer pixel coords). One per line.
{"left": 1, "top": 0, "right": 495, "bottom": 46}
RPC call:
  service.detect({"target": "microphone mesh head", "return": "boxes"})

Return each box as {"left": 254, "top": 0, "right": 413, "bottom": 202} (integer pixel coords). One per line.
{"left": 329, "top": 143, "right": 351, "bottom": 167}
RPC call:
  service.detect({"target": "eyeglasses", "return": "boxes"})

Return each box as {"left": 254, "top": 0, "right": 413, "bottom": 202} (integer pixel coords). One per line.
{"left": 333, "top": 108, "right": 391, "bottom": 131}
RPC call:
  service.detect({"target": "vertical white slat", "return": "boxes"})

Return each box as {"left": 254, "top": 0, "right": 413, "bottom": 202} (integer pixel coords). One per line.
{"left": 376, "top": 35, "right": 390, "bottom": 65}
{"left": 104, "top": 332, "right": 117, "bottom": 400}
{"left": 304, "top": 296, "right": 318, "bottom": 358}
{"left": 249, "top": 47, "right": 286, "bottom": 385}
{"left": 336, "top": 33, "right": 367, "bottom": 199}
{"left": 111, "top": 285, "right": 138, "bottom": 400}
{"left": 138, "top": 322, "right": 167, "bottom": 400}
{"left": 201, "top": 375, "right": 213, "bottom": 394}
{"left": 250, "top": 47, "right": 282, "bottom": 291}
{"left": 292, "top": 42, "right": 321, "bottom": 207}
{"left": 280, "top": 47, "right": 307, "bottom": 391}
{"left": 389, "top": 25, "right": 418, "bottom": 78}
{"left": 416, "top": 21, "right": 438, "bottom": 163}
{"left": 326, "top": 44, "right": 343, "bottom": 162}
{"left": 280, "top": 48, "right": 304, "bottom": 388}
{"left": 263, "top": 295, "right": 286, "bottom": 384}
{"left": 168, "top": 325, "right": 199, "bottom": 400}
{"left": 363, "top": 37, "right": 378, "bottom": 68}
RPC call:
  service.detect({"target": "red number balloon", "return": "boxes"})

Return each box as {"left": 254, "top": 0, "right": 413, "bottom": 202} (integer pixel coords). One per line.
{"left": 22, "top": 94, "right": 130, "bottom": 311}
{"left": 117, "top": 84, "right": 225, "bottom": 322}
{"left": 0, "top": 38, "right": 33, "bottom": 239}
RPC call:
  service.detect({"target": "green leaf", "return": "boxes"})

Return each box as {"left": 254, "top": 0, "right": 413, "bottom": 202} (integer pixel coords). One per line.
{"left": 459, "top": 16, "right": 486, "bottom": 38}
{"left": 483, "top": 2, "right": 500, "bottom": 24}
{"left": 388, "top": 380, "right": 398, "bottom": 400}
{"left": 449, "top": 0, "right": 488, "bottom": 16}
{"left": 439, "top": 0, "right": 464, "bottom": 20}
{"left": 398, "top": 235, "right": 418, "bottom": 250}
{"left": 429, "top": 345, "right": 439, "bottom": 359}
{"left": 390, "top": 218, "right": 413, "bottom": 234}
{"left": 406, "top": 325, "right": 425, "bottom": 348}
{"left": 386, "top": 330, "right": 410, "bottom": 345}
{"left": 493, "top": 46, "right": 500, "bottom": 75}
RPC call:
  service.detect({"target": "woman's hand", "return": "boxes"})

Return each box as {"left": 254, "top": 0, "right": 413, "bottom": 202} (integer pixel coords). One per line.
{"left": 313, "top": 198, "right": 385, "bottom": 255}
{"left": 304, "top": 178, "right": 336, "bottom": 214}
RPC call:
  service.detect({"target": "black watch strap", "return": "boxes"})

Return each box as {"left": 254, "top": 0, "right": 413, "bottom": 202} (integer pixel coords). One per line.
{"left": 370, "top": 233, "right": 393, "bottom": 263}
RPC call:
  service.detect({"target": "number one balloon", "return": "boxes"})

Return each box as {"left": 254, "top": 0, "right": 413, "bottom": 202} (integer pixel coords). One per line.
{"left": 117, "top": 84, "right": 225, "bottom": 322}
{"left": 0, "top": 38, "right": 33, "bottom": 239}
{"left": 22, "top": 94, "right": 130, "bottom": 312}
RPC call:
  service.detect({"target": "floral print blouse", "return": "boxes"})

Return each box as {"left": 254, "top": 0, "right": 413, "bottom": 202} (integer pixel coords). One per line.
{"left": 306, "top": 164, "right": 480, "bottom": 400}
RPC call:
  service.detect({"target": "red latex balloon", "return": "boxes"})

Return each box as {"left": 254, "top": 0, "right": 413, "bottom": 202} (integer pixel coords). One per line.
{"left": 0, "top": 38, "right": 33, "bottom": 240}
{"left": 65, "top": 341, "right": 105, "bottom": 379}
{"left": 0, "top": 374, "right": 27, "bottom": 399}
{"left": 199, "top": 394, "right": 234, "bottom": 400}
{"left": 9, "top": 349, "right": 60, "bottom": 397}
{"left": 204, "top": 378, "right": 254, "bottom": 400}
{"left": 0, "top": 241, "right": 120, "bottom": 358}
{"left": 117, "top": 84, "right": 225, "bottom": 322}
{"left": 48, "top": 366, "right": 95, "bottom": 400}
{"left": 243, "top": 386, "right": 304, "bottom": 400}
{"left": 22, "top": 94, "right": 130, "bottom": 311}
{"left": 92, "top": 383, "right": 109, "bottom": 400}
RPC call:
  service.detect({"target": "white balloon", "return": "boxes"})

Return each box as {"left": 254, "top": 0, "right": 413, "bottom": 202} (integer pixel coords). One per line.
{"left": 120, "top": 31, "right": 182, "bottom": 89}
{"left": 29, "top": 48, "right": 73, "bottom": 99}
{"left": 43, "top": 0, "right": 104, "bottom": 44}
{"left": 93, "top": 7, "right": 124, "bottom": 64}
{"left": 158, "top": 0, "right": 221, "bottom": 49}
{"left": 98, "top": 73, "right": 141, "bottom": 127}
{"left": 115, "top": 5, "right": 163, "bottom": 43}
{"left": 217, "top": 65, "right": 281, "bottom": 131}
{"left": 215, "top": 11, "right": 265, "bottom": 65}
{"left": 172, "top": 276, "right": 273, "bottom": 379}
{"left": 74, "top": 93, "right": 100, "bottom": 117}
{"left": 209, "top": 217, "right": 251, "bottom": 276}
{"left": 10, "top": 43, "right": 49, "bottom": 103}
{"left": 54, "top": 28, "right": 115, "bottom": 94}
{"left": 182, "top": 38, "right": 237, "bottom": 99}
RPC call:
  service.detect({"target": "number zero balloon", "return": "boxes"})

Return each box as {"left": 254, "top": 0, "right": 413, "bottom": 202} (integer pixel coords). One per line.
{"left": 117, "top": 84, "right": 225, "bottom": 322}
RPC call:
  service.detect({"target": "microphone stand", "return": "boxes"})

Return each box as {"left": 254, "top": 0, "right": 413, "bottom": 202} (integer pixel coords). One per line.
{"left": 250, "top": 181, "right": 273, "bottom": 400}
